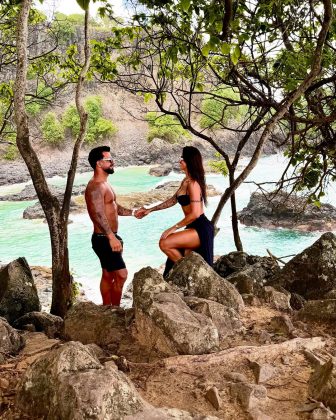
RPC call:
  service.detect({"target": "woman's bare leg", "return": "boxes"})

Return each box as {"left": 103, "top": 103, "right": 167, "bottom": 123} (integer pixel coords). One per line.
{"left": 159, "top": 229, "right": 200, "bottom": 262}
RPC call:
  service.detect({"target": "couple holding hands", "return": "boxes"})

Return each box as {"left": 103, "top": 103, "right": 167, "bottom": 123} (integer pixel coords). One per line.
{"left": 85, "top": 145, "right": 214, "bottom": 306}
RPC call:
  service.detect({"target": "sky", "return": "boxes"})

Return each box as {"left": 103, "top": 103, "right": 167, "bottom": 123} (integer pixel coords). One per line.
{"left": 34, "top": 0, "right": 128, "bottom": 19}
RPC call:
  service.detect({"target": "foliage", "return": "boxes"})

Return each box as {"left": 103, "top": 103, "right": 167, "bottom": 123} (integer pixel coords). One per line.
{"left": 146, "top": 112, "right": 191, "bottom": 143}
{"left": 209, "top": 153, "right": 229, "bottom": 176}
{"left": 42, "top": 112, "right": 65, "bottom": 146}
{"left": 62, "top": 95, "right": 117, "bottom": 144}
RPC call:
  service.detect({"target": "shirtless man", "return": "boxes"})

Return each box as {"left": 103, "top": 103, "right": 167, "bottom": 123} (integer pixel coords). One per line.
{"left": 85, "top": 146, "right": 135, "bottom": 306}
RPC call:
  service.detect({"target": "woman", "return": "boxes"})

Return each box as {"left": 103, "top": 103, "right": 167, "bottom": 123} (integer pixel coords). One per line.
{"left": 136, "top": 146, "right": 214, "bottom": 277}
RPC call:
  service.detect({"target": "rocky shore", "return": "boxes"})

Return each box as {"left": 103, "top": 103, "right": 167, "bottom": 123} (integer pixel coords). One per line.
{"left": 238, "top": 191, "right": 336, "bottom": 232}
{"left": 2, "top": 233, "right": 336, "bottom": 419}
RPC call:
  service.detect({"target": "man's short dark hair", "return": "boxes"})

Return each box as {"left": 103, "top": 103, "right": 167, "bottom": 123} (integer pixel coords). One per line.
{"left": 88, "top": 146, "right": 111, "bottom": 169}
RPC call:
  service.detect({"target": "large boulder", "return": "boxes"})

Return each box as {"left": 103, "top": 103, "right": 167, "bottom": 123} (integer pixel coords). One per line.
{"left": 149, "top": 163, "right": 172, "bottom": 177}
{"left": 16, "top": 341, "right": 149, "bottom": 419}
{"left": 0, "top": 317, "right": 25, "bottom": 358}
{"left": 309, "top": 357, "right": 336, "bottom": 412}
{"left": 133, "top": 267, "right": 219, "bottom": 355}
{"left": 167, "top": 253, "right": 244, "bottom": 313}
{"left": 268, "top": 232, "right": 336, "bottom": 299}
{"left": 0, "top": 258, "right": 41, "bottom": 324}
{"left": 298, "top": 299, "right": 336, "bottom": 321}
{"left": 13, "top": 311, "right": 63, "bottom": 338}
{"left": 237, "top": 191, "right": 336, "bottom": 231}
{"left": 63, "top": 302, "right": 127, "bottom": 347}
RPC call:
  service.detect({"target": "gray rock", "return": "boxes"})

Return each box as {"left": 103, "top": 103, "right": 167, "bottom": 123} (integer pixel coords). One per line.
{"left": 298, "top": 299, "right": 336, "bottom": 321}
{"left": 230, "top": 382, "right": 267, "bottom": 411}
{"left": 149, "top": 163, "right": 172, "bottom": 177}
{"left": 262, "top": 286, "right": 291, "bottom": 310}
{"left": 0, "top": 317, "right": 25, "bottom": 357}
{"left": 309, "top": 357, "right": 336, "bottom": 412}
{"left": 167, "top": 253, "right": 244, "bottom": 313}
{"left": 268, "top": 232, "right": 336, "bottom": 299}
{"left": 0, "top": 183, "right": 86, "bottom": 201}
{"left": 249, "top": 361, "right": 276, "bottom": 384}
{"left": 133, "top": 268, "right": 219, "bottom": 355}
{"left": 224, "top": 372, "right": 249, "bottom": 383}
{"left": 238, "top": 191, "right": 336, "bottom": 232}
{"left": 16, "top": 341, "right": 148, "bottom": 419}
{"left": 63, "top": 301, "right": 127, "bottom": 347}
{"left": 184, "top": 297, "right": 243, "bottom": 338}
{"left": 0, "top": 258, "right": 41, "bottom": 324}
{"left": 23, "top": 198, "right": 81, "bottom": 220}
{"left": 270, "top": 315, "right": 294, "bottom": 336}
{"left": 13, "top": 311, "right": 63, "bottom": 338}
{"left": 126, "top": 408, "right": 221, "bottom": 419}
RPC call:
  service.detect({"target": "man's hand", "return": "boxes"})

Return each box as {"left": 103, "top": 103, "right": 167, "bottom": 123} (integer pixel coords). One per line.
{"left": 135, "top": 207, "right": 150, "bottom": 219}
{"left": 108, "top": 235, "right": 123, "bottom": 252}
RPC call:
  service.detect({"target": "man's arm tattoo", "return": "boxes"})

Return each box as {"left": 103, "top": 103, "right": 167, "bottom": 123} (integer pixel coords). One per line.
{"left": 117, "top": 204, "right": 132, "bottom": 216}
{"left": 149, "top": 195, "right": 177, "bottom": 212}
{"left": 87, "top": 188, "right": 112, "bottom": 235}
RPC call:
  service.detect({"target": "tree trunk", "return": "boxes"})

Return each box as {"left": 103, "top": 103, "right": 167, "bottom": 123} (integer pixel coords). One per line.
{"left": 230, "top": 174, "right": 243, "bottom": 251}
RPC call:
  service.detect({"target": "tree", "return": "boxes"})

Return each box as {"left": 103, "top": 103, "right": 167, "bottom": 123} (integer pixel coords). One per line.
{"left": 91, "top": 0, "right": 333, "bottom": 250}
{"left": 13, "top": 0, "right": 91, "bottom": 317}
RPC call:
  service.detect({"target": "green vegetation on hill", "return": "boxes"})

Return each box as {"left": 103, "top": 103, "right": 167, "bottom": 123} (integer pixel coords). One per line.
{"left": 146, "top": 112, "right": 191, "bottom": 143}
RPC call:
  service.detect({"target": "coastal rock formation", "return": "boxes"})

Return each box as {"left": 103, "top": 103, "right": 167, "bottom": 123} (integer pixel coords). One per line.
{"left": 16, "top": 341, "right": 149, "bottom": 419}
{"left": 13, "top": 311, "right": 63, "bottom": 339}
{"left": 149, "top": 163, "right": 172, "bottom": 177}
{"left": 23, "top": 198, "right": 81, "bottom": 220}
{"left": 0, "top": 183, "right": 86, "bottom": 201}
{"left": 0, "top": 317, "right": 25, "bottom": 358}
{"left": 132, "top": 267, "right": 219, "bottom": 355}
{"left": 237, "top": 191, "right": 336, "bottom": 231}
{"left": 63, "top": 302, "right": 127, "bottom": 347}
{"left": 0, "top": 258, "right": 41, "bottom": 324}
{"left": 268, "top": 232, "right": 336, "bottom": 299}
{"left": 167, "top": 253, "right": 244, "bottom": 313}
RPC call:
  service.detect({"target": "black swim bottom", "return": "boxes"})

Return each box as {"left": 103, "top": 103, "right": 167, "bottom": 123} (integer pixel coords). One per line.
{"left": 91, "top": 233, "right": 126, "bottom": 272}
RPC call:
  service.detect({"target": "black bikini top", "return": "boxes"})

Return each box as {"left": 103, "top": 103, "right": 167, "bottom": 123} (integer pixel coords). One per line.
{"left": 176, "top": 194, "right": 191, "bottom": 206}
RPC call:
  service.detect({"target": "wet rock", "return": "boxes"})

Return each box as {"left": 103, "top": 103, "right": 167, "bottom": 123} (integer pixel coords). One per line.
{"left": 309, "top": 357, "right": 336, "bottom": 412}
{"left": 13, "top": 311, "right": 63, "bottom": 338}
{"left": 230, "top": 382, "right": 267, "bottom": 411}
{"left": 0, "top": 257, "right": 41, "bottom": 324}
{"left": 0, "top": 317, "right": 25, "bottom": 357}
{"left": 184, "top": 297, "right": 243, "bottom": 338}
{"left": 149, "top": 163, "right": 172, "bottom": 177}
{"left": 63, "top": 301, "right": 127, "bottom": 347}
{"left": 167, "top": 253, "right": 244, "bottom": 313}
{"left": 16, "top": 341, "right": 149, "bottom": 419}
{"left": 268, "top": 232, "right": 336, "bottom": 299}
{"left": 237, "top": 191, "right": 336, "bottom": 232}
{"left": 298, "top": 299, "right": 336, "bottom": 321}
{"left": 262, "top": 286, "right": 291, "bottom": 310}
{"left": 205, "top": 386, "right": 222, "bottom": 410}
{"left": 133, "top": 267, "right": 219, "bottom": 355}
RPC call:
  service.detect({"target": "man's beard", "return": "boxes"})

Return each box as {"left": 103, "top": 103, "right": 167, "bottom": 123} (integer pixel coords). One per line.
{"left": 104, "top": 168, "right": 114, "bottom": 175}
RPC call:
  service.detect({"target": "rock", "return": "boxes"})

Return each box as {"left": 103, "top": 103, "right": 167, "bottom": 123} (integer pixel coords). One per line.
{"left": 214, "top": 252, "right": 280, "bottom": 282}
{"left": 324, "top": 290, "right": 336, "bottom": 299}
{"left": 249, "top": 361, "right": 276, "bottom": 384}
{"left": 224, "top": 372, "right": 249, "bottom": 383}
{"left": 270, "top": 315, "right": 294, "bottom": 335}
{"left": 0, "top": 258, "right": 41, "bottom": 324}
{"left": 167, "top": 253, "right": 244, "bottom": 313}
{"left": 13, "top": 311, "right": 63, "bottom": 338}
{"left": 184, "top": 297, "right": 243, "bottom": 338}
{"left": 290, "top": 293, "right": 306, "bottom": 310}
{"left": 249, "top": 409, "right": 272, "bottom": 420}
{"left": 63, "top": 302, "right": 127, "bottom": 347}
{"left": 0, "top": 183, "right": 86, "bottom": 201}
{"left": 205, "top": 386, "right": 222, "bottom": 410}
{"left": 0, "top": 317, "right": 25, "bottom": 356}
{"left": 16, "top": 341, "right": 148, "bottom": 419}
{"left": 268, "top": 232, "right": 336, "bottom": 299}
{"left": 298, "top": 299, "right": 336, "bottom": 321}
{"left": 237, "top": 191, "right": 336, "bottom": 232}
{"left": 309, "top": 357, "right": 336, "bottom": 412}
{"left": 262, "top": 286, "right": 291, "bottom": 310}
{"left": 125, "top": 408, "right": 220, "bottom": 419}
{"left": 149, "top": 163, "right": 172, "bottom": 177}
{"left": 311, "top": 406, "right": 335, "bottom": 419}
{"left": 133, "top": 267, "right": 219, "bottom": 355}
{"left": 230, "top": 382, "right": 267, "bottom": 411}
{"left": 23, "top": 198, "right": 82, "bottom": 220}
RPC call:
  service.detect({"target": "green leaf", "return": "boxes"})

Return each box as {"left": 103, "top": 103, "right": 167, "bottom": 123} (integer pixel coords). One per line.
{"left": 220, "top": 42, "right": 230, "bottom": 54}
{"left": 201, "top": 43, "right": 211, "bottom": 57}
{"left": 76, "top": 0, "right": 90, "bottom": 11}
{"left": 181, "top": 0, "right": 191, "bottom": 13}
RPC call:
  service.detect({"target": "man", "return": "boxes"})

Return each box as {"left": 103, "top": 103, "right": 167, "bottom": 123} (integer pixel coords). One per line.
{"left": 85, "top": 146, "right": 135, "bottom": 306}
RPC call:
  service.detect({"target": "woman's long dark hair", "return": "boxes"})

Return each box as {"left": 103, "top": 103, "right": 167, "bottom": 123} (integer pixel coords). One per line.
{"left": 182, "top": 146, "right": 207, "bottom": 205}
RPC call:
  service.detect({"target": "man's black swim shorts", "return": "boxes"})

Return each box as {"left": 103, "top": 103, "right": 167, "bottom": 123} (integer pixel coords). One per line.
{"left": 91, "top": 233, "right": 126, "bottom": 271}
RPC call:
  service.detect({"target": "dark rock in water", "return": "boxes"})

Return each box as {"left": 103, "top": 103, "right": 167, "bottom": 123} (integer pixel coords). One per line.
{"left": 13, "top": 311, "right": 63, "bottom": 339}
{"left": 268, "top": 232, "right": 336, "bottom": 299}
{"left": 0, "top": 258, "right": 41, "bottom": 324}
{"left": 0, "top": 183, "right": 86, "bottom": 201}
{"left": 237, "top": 191, "right": 336, "bottom": 232}
{"left": 149, "top": 163, "right": 172, "bottom": 177}
{"left": 23, "top": 198, "right": 81, "bottom": 220}
{"left": 214, "top": 252, "right": 280, "bottom": 296}
{"left": 0, "top": 317, "right": 25, "bottom": 357}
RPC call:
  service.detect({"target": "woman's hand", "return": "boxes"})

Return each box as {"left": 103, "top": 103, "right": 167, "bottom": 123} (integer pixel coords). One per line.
{"left": 160, "top": 226, "right": 177, "bottom": 240}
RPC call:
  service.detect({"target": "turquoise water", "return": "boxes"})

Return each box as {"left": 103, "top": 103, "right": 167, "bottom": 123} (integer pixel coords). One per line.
{"left": 1, "top": 155, "right": 335, "bottom": 303}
